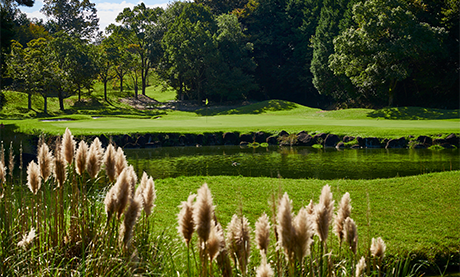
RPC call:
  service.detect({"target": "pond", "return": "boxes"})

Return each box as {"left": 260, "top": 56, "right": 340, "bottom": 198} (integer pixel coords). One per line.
{"left": 124, "top": 146, "right": 460, "bottom": 180}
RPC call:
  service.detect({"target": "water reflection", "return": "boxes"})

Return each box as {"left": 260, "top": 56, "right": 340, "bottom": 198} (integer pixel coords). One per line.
{"left": 124, "top": 146, "right": 460, "bottom": 180}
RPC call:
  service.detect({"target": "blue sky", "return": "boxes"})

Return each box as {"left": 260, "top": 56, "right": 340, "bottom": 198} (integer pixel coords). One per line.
{"left": 19, "top": 0, "right": 170, "bottom": 32}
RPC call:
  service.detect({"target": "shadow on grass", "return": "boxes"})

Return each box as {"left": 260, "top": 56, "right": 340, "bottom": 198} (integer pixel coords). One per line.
{"left": 194, "top": 99, "right": 298, "bottom": 116}
{"left": 367, "top": 107, "right": 460, "bottom": 120}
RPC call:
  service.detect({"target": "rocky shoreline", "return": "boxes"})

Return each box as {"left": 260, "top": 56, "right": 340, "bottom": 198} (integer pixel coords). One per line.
{"left": 83, "top": 131, "right": 459, "bottom": 150}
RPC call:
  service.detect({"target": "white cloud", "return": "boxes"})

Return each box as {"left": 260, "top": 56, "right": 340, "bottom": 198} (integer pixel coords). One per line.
{"left": 97, "top": 1, "right": 169, "bottom": 31}
{"left": 21, "top": 0, "right": 169, "bottom": 33}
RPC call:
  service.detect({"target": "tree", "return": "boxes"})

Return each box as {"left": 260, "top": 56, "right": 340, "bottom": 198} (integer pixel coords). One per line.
{"left": 161, "top": 2, "right": 218, "bottom": 102}
{"left": 310, "top": 0, "right": 357, "bottom": 105}
{"left": 243, "top": 0, "right": 323, "bottom": 105}
{"left": 194, "top": 0, "right": 248, "bottom": 14}
{"left": 41, "top": 0, "right": 99, "bottom": 40}
{"left": 49, "top": 32, "right": 98, "bottom": 104}
{"left": 114, "top": 3, "right": 163, "bottom": 96}
{"left": 329, "top": 0, "right": 446, "bottom": 106}
{"left": 96, "top": 40, "right": 117, "bottom": 102}
{"left": 8, "top": 38, "right": 65, "bottom": 113}
{"left": 205, "top": 13, "right": 257, "bottom": 101}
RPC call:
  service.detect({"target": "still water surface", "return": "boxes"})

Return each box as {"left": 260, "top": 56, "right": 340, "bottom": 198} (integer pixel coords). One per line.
{"left": 124, "top": 146, "right": 459, "bottom": 180}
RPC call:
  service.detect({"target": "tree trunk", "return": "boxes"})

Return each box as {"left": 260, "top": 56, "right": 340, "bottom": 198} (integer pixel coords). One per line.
{"left": 78, "top": 84, "right": 81, "bottom": 102}
{"left": 142, "top": 75, "right": 146, "bottom": 96}
{"left": 43, "top": 96, "right": 47, "bottom": 114}
{"left": 120, "top": 76, "right": 123, "bottom": 92}
{"left": 388, "top": 79, "right": 397, "bottom": 107}
{"left": 104, "top": 81, "right": 108, "bottom": 102}
{"left": 58, "top": 90, "right": 64, "bottom": 111}
{"left": 134, "top": 84, "right": 138, "bottom": 99}
{"left": 28, "top": 93, "right": 32, "bottom": 110}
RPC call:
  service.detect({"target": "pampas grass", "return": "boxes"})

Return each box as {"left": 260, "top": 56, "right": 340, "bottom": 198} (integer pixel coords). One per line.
{"left": 75, "top": 140, "right": 88, "bottom": 176}
{"left": 226, "top": 214, "right": 252, "bottom": 275}
{"left": 17, "top": 227, "right": 36, "bottom": 249}
{"left": 293, "top": 207, "right": 314, "bottom": 263}
{"left": 256, "top": 255, "right": 274, "bottom": 277}
{"left": 8, "top": 141, "right": 14, "bottom": 180}
{"left": 0, "top": 161, "right": 5, "bottom": 185}
{"left": 115, "top": 147, "right": 127, "bottom": 178}
{"left": 142, "top": 175, "right": 156, "bottom": 217}
{"left": 120, "top": 194, "right": 142, "bottom": 249}
{"left": 193, "top": 183, "right": 214, "bottom": 244}
{"left": 54, "top": 141, "right": 67, "bottom": 188}
{"left": 255, "top": 212, "right": 270, "bottom": 256}
{"left": 62, "top": 127, "right": 75, "bottom": 165}
{"left": 334, "top": 192, "right": 351, "bottom": 247}
{"left": 370, "top": 237, "right": 386, "bottom": 258}
{"left": 344, "top": 217, "right": 358, "bottom": 255}
{"left": 37, "top": 143, "right": 54, "bottom": 182}
{"left": 356, "top": 256, "right": 366, "bottom": 277}
{"left": 27, "top": 161, "right": 41, "bottom": 195}
{"left": 104, "top": 144, "right": 117, "bottom": 182}
{"left": 87, "top": 138, "right": 104, "bottom": 179}
{"left": 207, "top": 220, "right": 223, "bottom": 263}
{"left": 315, "top": 185, "right": 335, "bottom": 242}
{"left": 178, "top": 194, "right": 196, "bottom": 247}
{"left": 277, "top": 192, "right": 294, "bottom": 259}
{"left": 114, "top": 168, "right": 132, "bottom": 220}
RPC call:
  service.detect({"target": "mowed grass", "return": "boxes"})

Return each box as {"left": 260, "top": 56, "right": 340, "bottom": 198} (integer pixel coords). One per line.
{"left": 2, "top": 100, "right": 459, "bottom": 138}
{"left": 150, "top": 171, "right": 460, "bottom": 261}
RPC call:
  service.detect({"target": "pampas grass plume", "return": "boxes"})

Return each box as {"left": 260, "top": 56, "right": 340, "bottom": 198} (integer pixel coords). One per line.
{"left": 27, "top": 161, "right": 41, "bottom": 194}
{"left": 115, "top": 147, "right": 127, "bottom": 178}
{"left": 62, "top": 127, "right": 75, "bottom": 165}
{"left": 120, "top": 194, "right": 141, "bottom": 249}
{"left": 87, "top": 138, "right": 104, "bottom": 179}
{"left": 143, "top": 176, "right": 156, "bottom": 217}
{"left": 356, "top": 256, "right": 366, "bottom": 277}
{"left": 75, "top": 140, "right": 88, "bottom": 176}
{"left": 344, "top": 217, "right": 358, "bottom": 255}
{"left": 315, "top": 184, "right": 335, "bottom": 242}
{"left": 277, "top": 192, "right": 294, "bottom": 255}
{"left": 0, "top": 161, "right": 6, "bottom": 184}
{"left": 226, "top": 214, "right": 251, "bottom": 274}
{"left": 255, "top": 212, "right": 270, "bottom": 255}
{"left": 256, "top": 256, "right": 274, "bottom": 277}
{"left": 104, "top": 185, "right": 117, "bottom": 222}
{"left": 17, "top": 228, "right": 36, "bottom": 248}
{"left": 207, "top": 220, "right": 224, "bottom": 262}
{"left": 8, "top": 141, "right": 14, "bottom": 179}
{"left": 115, "top": 168, "right": 132, "bottom": 219}
{"left": 293, "top": 207, "right": 314, "bottom": 261}
{"left": 104, "top": 144, "right": 117, "bottom": 182}
{"left": 37, "top": 143, "right": 54, "bottom": 181}
{"left": 178, "top": 194, "right": 196, "bottom": 246}
{"left": 193, "top": 183, "right": 214, "bottom": 243}
{"left": 54, "top": 143, "right": 67, "bottom": 188}
{"left": 127, "top": 165, "right": 137, "bottom": 198}
{"left": 334, "top": 192, "right": 351, "bottom": 245}
{"left": 370, "top": 237, "right": 386, "bottom": 258}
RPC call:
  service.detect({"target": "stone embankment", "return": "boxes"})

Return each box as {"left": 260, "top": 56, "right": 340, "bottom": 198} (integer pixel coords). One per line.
{"left": 95, "top": 131, "right": 459, "bottom": 150}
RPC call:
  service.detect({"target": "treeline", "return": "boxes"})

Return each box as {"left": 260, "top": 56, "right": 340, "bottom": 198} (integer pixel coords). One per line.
{"left": 1, "top": 0, "right": 458, "bottom": 110}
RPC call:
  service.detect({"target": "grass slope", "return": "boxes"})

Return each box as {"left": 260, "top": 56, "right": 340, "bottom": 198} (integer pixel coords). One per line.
{"left": 151, "top": 171, "right": 460, "bottom": 261}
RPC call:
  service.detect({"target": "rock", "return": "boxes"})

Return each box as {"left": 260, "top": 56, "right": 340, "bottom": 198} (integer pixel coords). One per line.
{"left": 206, "top": 134, "right": 218, "bottom": 145}
{"left": 417, "top": 135, "right": 432, "bottom": 146}
{"left": 179, "top": 135, "right": 188, "bottom": 146}
{"left": 186, "top": 134, "right": 196, "bottom": 146}
{"left": 336, "top": 142, "right": 345, "bottom": 149}
{"left": 413, "top": 143, "right": 427, "bottom": 149}
{"left": 358, "top": 137, "right": 381, "bottom": 148}
{"left": 313, "top": 133, "right": 327, "bottom": 144}
{"left": 297, "top": 132, "right": 313, "bottom": 146}
{"left": 279, "top": 130, "right": 289, "bottom": 137}
{"left": 240, "top": 133, "right": 253, "bottom": 143}
{"left": 137, "top": 135, "right": 148, "bottom": 147}
{"left": 385, "top": 137, "right": 407, "bottom": 149}
{"left": 223, "top": 132, "right": 239, "bottom": 145}
{"left": 254, "top": 131, "right": 267, "bottom": 143}
{"left": 445, "top": 133, "right": 460, "bottom": 146}
{"left": 196, "top": 134, "right": 204, "bottom": 146}
{"left": 324, "top": 134, "right": 340, "bottom": 147}
{"left": 99, "top": 134, "right": 109, "bottom": 147}
{"left": 343, "top": 136, "right": 355, "bottom": 143}
{"left": 266, "top": 136, "right": 278, "bottom": 145}
{"left": 121, "top": 134, "right": 134, "bottom": 147}
{"left": 350, "top": 144, "right": 360, "bottom": 149}
{"left": 239, "top": 141, "right": 249, "bottom": 146}
{"left": 433, "top": 138, "right": 447, "bottom": 145}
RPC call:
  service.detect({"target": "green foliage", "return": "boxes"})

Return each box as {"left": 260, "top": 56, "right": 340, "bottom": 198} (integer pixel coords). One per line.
{"left": 41, "top": 0, "right": 99, "bottom": 40}
{"left": 329, "top": 0, "right": 447, "bottom": 106}
{"left": 367, "top": 107, "right": 460, "bottom": 120}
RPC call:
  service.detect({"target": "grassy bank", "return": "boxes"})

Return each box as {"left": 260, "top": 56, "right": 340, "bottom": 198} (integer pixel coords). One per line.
{"left": 153, "top": 172, "right": 460, "bottom": 262}
{"left": 0, "top": 127, "right": 458, "bottom": 276}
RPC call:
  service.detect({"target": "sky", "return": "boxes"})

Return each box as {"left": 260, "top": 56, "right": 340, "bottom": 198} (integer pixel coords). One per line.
{"left": 19, "top": 0, "right": 170, "bottom": 32}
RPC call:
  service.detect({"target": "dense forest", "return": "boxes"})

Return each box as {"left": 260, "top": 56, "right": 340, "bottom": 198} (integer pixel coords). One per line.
{"left": 1, "top": 0, "right": 459, "bottom": 110}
